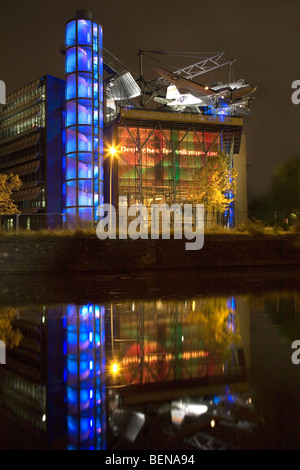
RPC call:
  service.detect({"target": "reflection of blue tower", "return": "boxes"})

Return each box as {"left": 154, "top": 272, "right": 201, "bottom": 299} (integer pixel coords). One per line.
{"left": 64, "top": 10, "right": 104, "bottom": 228}
{"left": 64, "top": 304, "right": 106, "bottom": 450}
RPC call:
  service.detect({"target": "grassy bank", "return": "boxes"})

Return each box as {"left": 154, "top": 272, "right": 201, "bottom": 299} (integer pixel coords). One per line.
{"left": 0, "top": 217, "right": 298, "bottom": 240}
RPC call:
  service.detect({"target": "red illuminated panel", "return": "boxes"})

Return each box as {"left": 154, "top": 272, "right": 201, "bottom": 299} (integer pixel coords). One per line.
{"left": 119, "top": 127, "right": 168, "bottom": 167}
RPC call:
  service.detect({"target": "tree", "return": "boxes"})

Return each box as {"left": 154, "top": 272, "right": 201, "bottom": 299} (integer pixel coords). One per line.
{"left": 0, "top": 307, "right": 22, "bottom": 348}
{"left": 187, "top": 151, "right": 237, "bottom": 223}
{"left": 0, "top": 173, "right": 22, "bottom": 215}
{"left": 270, "top": 156, "right": 300, "bottom": 220}
{"left": 188, "top": 297, "right": 241, "bottom": 359}
{"left": 248, "top": 157, "right": 300, "bottom": 226}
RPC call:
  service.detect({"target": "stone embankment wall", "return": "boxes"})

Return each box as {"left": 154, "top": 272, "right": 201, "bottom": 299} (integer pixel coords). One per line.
{"left": 0, "top": 234, "right": 299, "bottom": 273}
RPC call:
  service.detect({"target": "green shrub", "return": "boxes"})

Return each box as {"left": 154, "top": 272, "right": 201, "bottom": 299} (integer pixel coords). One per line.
{"left": 236, "top": 218, "right": 265, "bottom": 235}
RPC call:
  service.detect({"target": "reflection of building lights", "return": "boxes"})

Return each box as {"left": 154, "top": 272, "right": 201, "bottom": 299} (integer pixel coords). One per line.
{"left": 81, "top": 306, "right": 88, "bottom": 317}
{"left": 185, "top": 404, "right": 208, "bottom": 415}
{"left": 42, "top": 414, "right": 46, "bottom": 422}
{"left": 132, "top": 303, "right": 135, "bottom": 312}
{"left": 192, "top": 300, "right": 196, "bottom": 311}
{"left": 122, "top": 350, "right": 208, "bottom": 365}
{"left": 210, "top": 419, "right": 215, "bottom": 428}
{"left": 171, "top": 401, "right": 208, "bottom": 425}
{"left": 112, "top": 363, "right": 119, "bottom": 374}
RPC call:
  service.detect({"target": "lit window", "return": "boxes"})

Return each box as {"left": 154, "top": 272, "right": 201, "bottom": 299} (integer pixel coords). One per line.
{"left": 7, "top": 218, "right": 14, "bottom": 230}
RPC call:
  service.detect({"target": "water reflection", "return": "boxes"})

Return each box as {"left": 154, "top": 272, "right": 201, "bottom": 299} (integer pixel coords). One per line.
{"left": 107, "top": 297, "right": 243, "bottom": 386}
{"left": 1, "top": 281, "right": 300, "bottom": 450}
{"left": 106, "top": 296, "right": 253, "bottom": 450}
{"left": 65, "top": 304, "right": 106, "bottom": 450}
{"left": 0, "top": 307, "right": 22, "bottom": 348}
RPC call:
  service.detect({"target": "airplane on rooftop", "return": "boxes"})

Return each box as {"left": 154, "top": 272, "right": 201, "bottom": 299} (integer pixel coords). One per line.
{"left": 155, "top": 68, "right": 256, "bottom": 115}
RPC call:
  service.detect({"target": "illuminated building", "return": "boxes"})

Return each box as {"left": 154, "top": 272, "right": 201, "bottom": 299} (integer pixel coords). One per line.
{"left": 105, "top": 109, "right": 247, "bottom": 227}
{"left": 0, "top": 76, "right": 64, "bottom": 230}
{"left": 0, "top": 10, "right": 249, "bottom": 230}
{"left": 64, "top": 10, "right": 104, "bottom": 229}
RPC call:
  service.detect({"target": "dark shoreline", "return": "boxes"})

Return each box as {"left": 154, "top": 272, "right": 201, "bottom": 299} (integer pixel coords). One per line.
{"left": 1, "top": 264, "right": 300, "bottom": 306}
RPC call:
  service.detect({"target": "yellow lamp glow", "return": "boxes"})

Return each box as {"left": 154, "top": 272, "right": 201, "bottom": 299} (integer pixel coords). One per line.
{"left": 109, "top": 146, "right": 117, "bottom": 156}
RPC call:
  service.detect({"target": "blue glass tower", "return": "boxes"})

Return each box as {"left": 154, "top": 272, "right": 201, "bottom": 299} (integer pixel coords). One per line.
{"left": 64, "top": 10, "right": 104, "bottom": 228}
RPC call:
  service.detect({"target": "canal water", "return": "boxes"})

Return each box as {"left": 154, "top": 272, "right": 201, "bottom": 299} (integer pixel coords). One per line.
{"left": 0, "top": 266, "right": 300, "bottom": 451}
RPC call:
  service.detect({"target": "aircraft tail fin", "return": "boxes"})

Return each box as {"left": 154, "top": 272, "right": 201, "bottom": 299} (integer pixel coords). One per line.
{"left": 166, "top": 85, "right": 180, "bottom": 100}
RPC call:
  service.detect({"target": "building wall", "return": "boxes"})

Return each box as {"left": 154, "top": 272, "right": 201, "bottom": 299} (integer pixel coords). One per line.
{"left": 45, "top": 75, "right": 65, "bottom": 226}
{"left": 0, "top": 78, "right": 44, "bottom": 225}
{"left": 0, "top": 75, "right": 64, "bottom": 229}
{"left": 233, "top": 133, "right": 248, "bottom": 226}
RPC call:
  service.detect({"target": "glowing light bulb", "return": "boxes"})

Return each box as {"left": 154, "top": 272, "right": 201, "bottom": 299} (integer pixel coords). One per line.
{"left": 109, "top": 146, "right": 117, "bottom": 156}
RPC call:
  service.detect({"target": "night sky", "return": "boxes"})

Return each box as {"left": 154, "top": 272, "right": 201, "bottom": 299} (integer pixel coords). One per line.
{"left": 1, "top": 0, "right": 300, "bottom": 202}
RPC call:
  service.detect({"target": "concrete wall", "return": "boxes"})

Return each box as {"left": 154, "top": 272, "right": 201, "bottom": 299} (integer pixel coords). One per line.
{"left": 0, "top": 234, "right": 299, "bottom": 273}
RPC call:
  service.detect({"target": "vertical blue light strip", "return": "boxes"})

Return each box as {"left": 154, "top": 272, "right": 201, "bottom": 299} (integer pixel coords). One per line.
{"left": 64, "top": 303, "right": 106, "bottom": 450}
{"left": 64, "top": 13, "right": 103, "bottom": 228}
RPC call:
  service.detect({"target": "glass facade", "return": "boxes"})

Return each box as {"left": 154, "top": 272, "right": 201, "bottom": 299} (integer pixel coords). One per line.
{"left": 64, "top": 15, "right": 104, "bottom": 228}
{"left": 117, "top": 125, "right": 221, "bottom": 207}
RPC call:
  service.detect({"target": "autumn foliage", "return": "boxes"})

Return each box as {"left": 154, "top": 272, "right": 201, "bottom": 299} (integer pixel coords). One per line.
{"left": 187, "top": 151, "right": 237, "bottom": 216}
{"left": 0, "top": 173, "right": 22, "bottom": 215}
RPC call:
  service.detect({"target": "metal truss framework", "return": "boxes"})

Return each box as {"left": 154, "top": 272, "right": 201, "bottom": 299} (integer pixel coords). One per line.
{"left": 154, "top": 51, "right": 235, "bottom": 81}
{"left": 103, "top": 49, "right": 236, "bottom": 113}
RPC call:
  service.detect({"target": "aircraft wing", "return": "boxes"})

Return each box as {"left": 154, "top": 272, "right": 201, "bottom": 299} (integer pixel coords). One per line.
{"left": 157, "top": 68, "right": 256, "bottom": 108}
{"left": 226, "top": 100, "right": 253, "bottom": 116}
{"left": 157, "top": 68, "right": 216, "bottom": 101}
